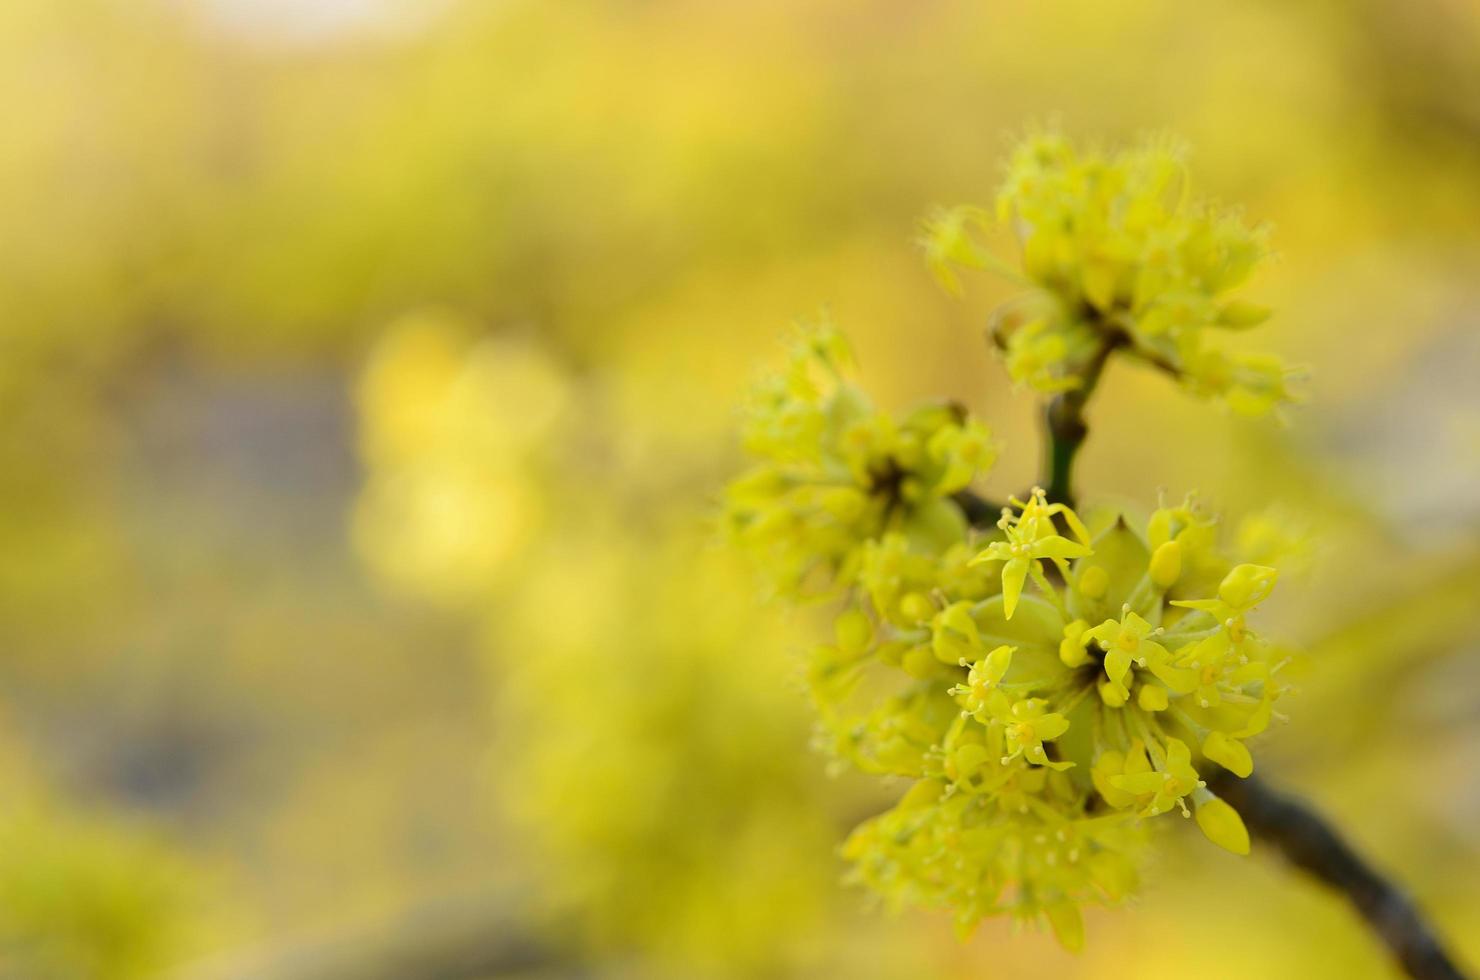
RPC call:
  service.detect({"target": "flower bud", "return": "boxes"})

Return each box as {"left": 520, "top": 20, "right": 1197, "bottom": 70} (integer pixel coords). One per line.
{"left": 1194, "top": 795, "right": 1251, "bottom": 855}
{"left": 1137, "top": 685, "right": 1169, "bottom": 712}
{"left": 1218, "top": 564, "right": 1278, "bottom": 610}
{"left": 834, "top": 609, "right": 872, "bottom": 655}
{"left": 820, "top": 486, "right": 866, "bottom": 521}
{"left": 1216, "top": 300, "right": 1271, "bottom": 328}
{"left": 1059, "top": 620, "right": 1092, "bottom": 668}
{"left": 1202, "top": 731, "right": 1254, "bottom": 778}
{"left": 1149, "top": 540, "right": 1182, "bottom": 589}
{"left": 902, "top": 645, "right": 937, "bottom": 679}
{"left": 898, "top": 592, "right": 934, "bottom": 623}
{"left": 1045, "top": 901, "right": 1085, "bottom": 953}
{"left": 1078, "top": 564, "right": 1109, "bottom": 600}
{"left": 950, "top": 742, "right": 991, "bottom": 780}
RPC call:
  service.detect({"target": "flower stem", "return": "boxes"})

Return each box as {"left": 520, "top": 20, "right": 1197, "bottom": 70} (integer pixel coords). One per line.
{"left": 1207, "top": 770, "right": 1470, "bottom": 980}
{"left": 1043, "top": 335, "right": 1121, "bottom": 509}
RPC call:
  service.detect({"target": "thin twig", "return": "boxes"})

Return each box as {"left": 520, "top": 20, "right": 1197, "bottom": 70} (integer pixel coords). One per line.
{"left": 1207, "top": 772, "right": 1469, "bottom": 980}
{"left": 1043, "top": 335, "right": 1120, "bottom": 508}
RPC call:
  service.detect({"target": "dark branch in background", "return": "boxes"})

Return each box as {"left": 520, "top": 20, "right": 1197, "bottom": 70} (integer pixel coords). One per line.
{"left": 1208, "top": 772, "right": 1469, "bottom": 980}
{"left": 951, "top": 489, "right": 1005, "bottom": 528}
{"left": 1014, "top": 331, "right": 1470, "bottom": 980}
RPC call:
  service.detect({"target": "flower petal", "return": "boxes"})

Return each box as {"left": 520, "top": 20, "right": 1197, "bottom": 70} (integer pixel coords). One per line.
{"left": 1001, "top": 559, "right": 1029, "bottom": 619}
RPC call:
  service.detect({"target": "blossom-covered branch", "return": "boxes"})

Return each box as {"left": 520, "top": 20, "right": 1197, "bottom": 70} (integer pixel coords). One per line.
{"left": 724, "top": 130, "right": 1464, "bottom": 972}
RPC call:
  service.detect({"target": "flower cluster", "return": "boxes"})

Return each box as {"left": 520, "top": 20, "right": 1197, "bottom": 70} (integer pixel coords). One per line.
{"left": 728, "top": 330, "right": 1295, "bottom": 947}
{"left": 724, "top": 325, "right": 996, "bottom": 598}
{"left": 731, "top": 133, "right": 1304, "bottom": 950}
{"left": 923, "top": 132, "right": 1300, "bottom": 417}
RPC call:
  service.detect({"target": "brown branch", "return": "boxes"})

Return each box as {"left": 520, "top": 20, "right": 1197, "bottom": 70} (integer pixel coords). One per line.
{"left": 1208, "top": 771, "right": 1470, "bottom": 980}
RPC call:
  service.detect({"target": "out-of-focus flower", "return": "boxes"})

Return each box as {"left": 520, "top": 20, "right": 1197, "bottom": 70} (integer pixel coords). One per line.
{"left": 353, "top": 310, "right": 573, "bottom": 605}
{"left": 724, "top": 324, "right": 997, "bottom": 598}
{"left": 923, "top": 132, "right": 1302, "bottom": 417}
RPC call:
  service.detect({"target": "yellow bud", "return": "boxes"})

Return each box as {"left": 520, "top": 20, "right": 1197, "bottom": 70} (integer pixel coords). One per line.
{"left": 1137, "top": 685, "right": 1169, "bottom": 712}
{"left": 1059, "top": 633, "right": 1091, "bottom": 669}
{"left": 1146, "top": 509, "right": 1173, "bottom": 550}
{"left": 902, "top": 645, "right": 937, "bottom": 679}
{"left": 1149, "top": 540, "right": 1182, "bottom": 589}
{"left": 1023, "top": 230, "right": 1058, "bottom": 280}
{"left": 1097, "top": 678, "right": 1127, "bottom": 708}
{"left": 1202, "top": 731, "right": 1254, "bottom": 778}
{"left": 950, "top": 742, "right": 991, "bottom": 779}
{"left": 875, "top": 639, "right": 907, "bottom": 668}
{"left": 1092, "top": 752, "right": 1134, "bottom": 809}
{"left": 984, "top": 644, "right": 1015, "bottom": 683}
{"left": 898, "top": 778, "right": 945, "bottom": 810}
{"left": 820, "top": 487, "right": 866, "bottom": 521}
{"left": 1082, "top": 259, "right": 1117, "bottom": 312}
{"left": 898, "top": 592, "right": 934, "bottom": 623}
{"left": 1218, "top": 564, "right": 1278, "bottom": 610}
{"left": 939, "top": 602, "right": 978, "bottom": 638}
{"left": 1087, "top": 851, "right": 1138, "bottom": 900}
{"left": 1217, "top": 300, "right": 1271, "bottom": 328}
{"left": 1045, "top": 901, "right": 1085, "bottom": 953}
{"left": 1078, "top": 565, "right": 1109, "bottom": 600}
{"left": 834, "top": 609, "right": 872, "bottom": 655}
{"left": 1195, "top": 796, "right": 1251, "bottom": 855}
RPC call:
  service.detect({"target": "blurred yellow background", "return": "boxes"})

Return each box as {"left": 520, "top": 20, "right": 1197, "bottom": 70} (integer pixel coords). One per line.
{"left": 1, "top": 0, "right": 1477, "bottom": 977}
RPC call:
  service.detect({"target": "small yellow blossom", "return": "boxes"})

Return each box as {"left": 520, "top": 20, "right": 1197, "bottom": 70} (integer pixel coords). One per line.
{"left": 972, "top": 488, "right": 1092, "bottom": 618}
{"left": 1109, "top": 737, "right": 1203, "bottom": 817}
{"left": 951, "top": 645, "right": 1015, "bottom": 719}
{"left": 1085, "top": 611, "right": 1196, "bottom": 700}
{"left": 981, "top": 691, "right": 1074, "bottom": 770}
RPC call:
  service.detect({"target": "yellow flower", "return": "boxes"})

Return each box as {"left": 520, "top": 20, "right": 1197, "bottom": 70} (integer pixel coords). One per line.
{"left": 951, "top": 645, "right": 1015, "bottom": 719}
{"left": 981, "top": 691, "right": 1074, "bottom": 770}
{"left": 1171, "top": 563, "right": 1279, "bottom": 654}
{"left": 972, "top": 488, "right": 1091, "bottom": 618}
{"left": 1109, "top": 737, "right": 1204, "bottom": 817}
{"left": 1085, "top": 611, "right": 1196, "bottom": 701}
